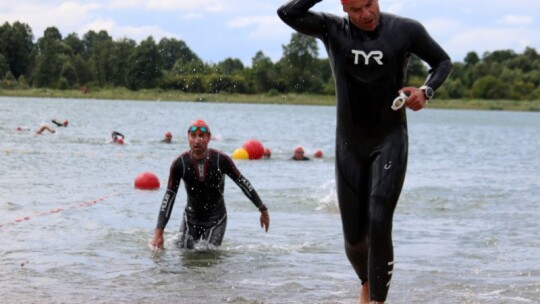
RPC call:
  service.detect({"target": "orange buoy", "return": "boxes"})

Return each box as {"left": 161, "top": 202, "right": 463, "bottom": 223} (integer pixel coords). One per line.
{"left": 134, "top": 172, "right": 160, "bottom": 190}
{"left": 243, "top": 139, "right": 264, "bottom": 160}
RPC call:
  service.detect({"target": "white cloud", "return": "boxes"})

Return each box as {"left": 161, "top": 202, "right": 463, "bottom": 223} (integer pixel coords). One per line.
{"left": 227, "top": 15, "right": 289, "bottom": 40}
{"left": 0, "top": 1, "right": 101, "bottom": 37}
{"left": 108, "top": 0, "right": 224, "bottom": 12}
{"left": 180, "top": 13, "right": 204, "bottom": 20}
{"left": 498, "top": 15, "right": 534, "bottom": 25}
{"left": 446, "top": 27, "right": 538, "bottom": 60}
{"left": 424, "top": 18, "right": 464, "bottom": 35}
{"left": 82, "top": 18, "right": 178, "bottom": 42}
{"left": 385, "top": 3, "right": 404, "bottom": 14}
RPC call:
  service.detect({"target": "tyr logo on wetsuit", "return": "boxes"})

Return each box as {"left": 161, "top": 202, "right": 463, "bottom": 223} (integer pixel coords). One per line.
{"left": 352, "top": 50, "right": 384, "bottom": 65}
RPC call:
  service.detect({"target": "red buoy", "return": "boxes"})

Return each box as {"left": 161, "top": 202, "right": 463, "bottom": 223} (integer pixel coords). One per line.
{"left": 243, "top": 139, "right": 264, "bottom": 160}
{"left": 314, "top": 150, "right": 323, "bottom": 158}
{"left": 135, "top": 172, "right": 160, "bottom": 190}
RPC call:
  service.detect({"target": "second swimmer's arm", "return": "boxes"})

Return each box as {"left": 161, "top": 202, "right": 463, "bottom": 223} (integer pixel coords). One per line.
{"left": 152, "top": 160, "right": 183, "bottom": 249}
{"left": 234, "top": 175, "right": 270, "bottom": 232}
{"left": 220, "top": 154, "right": 270, "bottom": 231}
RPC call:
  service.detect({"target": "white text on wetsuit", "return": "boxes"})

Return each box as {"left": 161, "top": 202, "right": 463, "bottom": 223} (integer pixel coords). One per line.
{"left": 160, "top": 193, "right": 170, "bottom": 212}
{"left": 352, "top": 50, "right": 384, "bottom": 65}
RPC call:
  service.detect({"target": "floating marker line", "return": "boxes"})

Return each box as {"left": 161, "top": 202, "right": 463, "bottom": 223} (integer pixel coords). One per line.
{"left": 0, "top": 194, "right": 114, "bottom": 228}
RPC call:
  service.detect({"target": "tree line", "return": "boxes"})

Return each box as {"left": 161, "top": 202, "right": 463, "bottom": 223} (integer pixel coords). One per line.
{"left": 1, "top": 21, "right": 539, "bottom": 100}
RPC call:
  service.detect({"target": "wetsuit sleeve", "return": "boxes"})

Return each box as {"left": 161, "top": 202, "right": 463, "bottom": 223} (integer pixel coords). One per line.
{"left": 51, "top": 119, "right": 62, "bottom": 127}
{"left": 219, "top": 152, "right": 265, "bottom": 210}
{"left": 277, "top": 0, "right": 327, "bottom": 38}
{"left": 156, "top": 156, "right": 184, "bottom": 229}
{"left": 408, "top": 20, "right": 453, "bottom": 91}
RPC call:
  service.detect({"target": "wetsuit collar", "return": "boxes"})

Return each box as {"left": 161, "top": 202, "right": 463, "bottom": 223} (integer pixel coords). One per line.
{"left": 190, "top": 150, "right": 209, "bottom": 161}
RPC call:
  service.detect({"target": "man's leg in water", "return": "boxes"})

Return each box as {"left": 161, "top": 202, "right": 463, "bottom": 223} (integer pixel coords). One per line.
{"left": 203, "top": 214, "right": 227, "bottom": 247}
{"left": 178, "top": 213, "right": 197, "bottom": 249}
{"left": 336, "top": 143, "right": 371, "bottom": 301}
{"left": 366, "top": 126, "right": 408, "bottom": 302}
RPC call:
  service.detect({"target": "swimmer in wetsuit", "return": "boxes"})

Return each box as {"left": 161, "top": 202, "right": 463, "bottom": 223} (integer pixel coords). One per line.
{"left": 152, "top": 119, "right": 270, "bottom": 250}
{"left": 111, "top": 131, "right": 124, "bottom": 144}
{"left": 278, "top": 0, "right": 453, "bottom": 303}
{"left": 291, "top": 146, "right": 310, "bottom": 161}
{"left": 52, "top": 119, "right": 68, "bottom": 127}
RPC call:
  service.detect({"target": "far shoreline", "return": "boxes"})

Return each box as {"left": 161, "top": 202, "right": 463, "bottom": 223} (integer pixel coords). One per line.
{"left": 1, "top": 88, "right": 539, "bottom": 112}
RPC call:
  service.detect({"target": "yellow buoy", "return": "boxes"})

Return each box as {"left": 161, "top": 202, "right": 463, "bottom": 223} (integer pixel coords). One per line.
{"left": 231, "top": 148, "right": 250, "bottom": 160}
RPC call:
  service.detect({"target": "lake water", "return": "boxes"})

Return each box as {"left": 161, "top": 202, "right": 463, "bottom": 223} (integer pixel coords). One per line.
{"left": 0, "top": 96, "right": 539, "bottom": 303}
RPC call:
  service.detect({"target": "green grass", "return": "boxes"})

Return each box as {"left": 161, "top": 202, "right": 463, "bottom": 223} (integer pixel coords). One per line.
{"left": 1, "top": 88, "right": 539, "bottom": 111}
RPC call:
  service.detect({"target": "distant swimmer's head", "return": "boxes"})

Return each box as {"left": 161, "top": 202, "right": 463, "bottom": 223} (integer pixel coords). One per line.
{"left": 117, "top": 138, "right": 124, "bottom": 144}
{"left": 63, "top": 120, "right": 69, "bottom": 127}
{"left": 164, "top": 131, "right": 172, "bottom": 143}
{"left": 263, "top": 148, "right": 271, "bottom": 159}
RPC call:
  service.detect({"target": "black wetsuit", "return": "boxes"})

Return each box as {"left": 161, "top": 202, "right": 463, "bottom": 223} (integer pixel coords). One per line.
{"left": 156, "top": 148, "right": 264, "bottom": 248}
{"left": 111, "top": 131, "right": 124, "bottom": 141}
{"left": 278, "top": 0, "right": 453, "bottom": 301}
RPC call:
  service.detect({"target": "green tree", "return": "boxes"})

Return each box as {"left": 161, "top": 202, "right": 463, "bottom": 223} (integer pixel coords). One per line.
{"left": 83, "top": 30, "right": 114, "bottom": 86}
{"left": 126, "top": 36, "right": 163, "bottom": 90}
{"left": 0, "top": 54, "right": 8, "bottom": 79}
{"left": 171, "top": 58, "right": 206, "bottom": 75}
{"left": 60, "top": 61, "right": 78, "bottom": 87}
{"left": 482, "top": 49, "right": 516, "bottom": 65}
{"left": 158, "top": 38, "right": 199, "bottom": 71}
{"left": 0, "top": 21, "right": 34, "bottom": 79}
{"left": 249, "top": 51, "right": 277, "bottom": 93}
{"left": 32, "top": 27, "right": 68, "bottom": 87}
{"left": 278, "top": 32, "right": 323, "bottom": 93}
{"left": 509, "top": 81, "right": 535, "bottom": 100}
{"left": 109, "top": 38, "right": 136, "bottom": 86}
{"left": 64, "top": 33, "right": 85, "bottom": 56}
{"left": 507, "top": 47, "right": 539, "bottom": 73}
{"left": 471, "top": 75, "right": 509, "bottom": 99}
{"left": 71, "top": 54, "right": 92, "bottom": 86}
{"left": 464, "top": 51, "right": 480, "bottom": 67}
{"left": 442, "top": 78, "right": 466, "bottom": 99}
{"left": 215, "top": 58, "right": 244, "bottom": 75}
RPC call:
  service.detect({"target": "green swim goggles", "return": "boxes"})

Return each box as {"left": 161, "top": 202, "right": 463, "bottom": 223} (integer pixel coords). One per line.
{"left": 188, "top": 126, "right": 209, "bottom": 133}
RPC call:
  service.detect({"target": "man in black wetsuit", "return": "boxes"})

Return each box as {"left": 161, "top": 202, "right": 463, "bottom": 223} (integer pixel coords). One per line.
{"left": 278, "top": 0, "right": 453, "bottom": 303}
{"left": 152, "top": 119, "right": 270, "bottom": 250}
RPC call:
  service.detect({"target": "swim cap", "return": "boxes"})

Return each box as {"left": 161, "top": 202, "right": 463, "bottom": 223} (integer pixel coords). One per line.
{"left": 187, "top": 119, "right": 211, "bottom": 134}
{"left": 117, "top": 138, "right": 124, "bottom": 144}
{"left": 63, "top": 120, "right": 69, "bottom": 127}
{"left": 341, "top": 0, "right": 348, "bottom": 4}
{"left": 165, "top": 131, "right": 172, "bottom": 137}
{"left": 295, "top": 146, "right": 304, "bottom": 153}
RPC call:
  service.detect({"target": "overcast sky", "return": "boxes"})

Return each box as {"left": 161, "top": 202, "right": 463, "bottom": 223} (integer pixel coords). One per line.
{"left": 2, "top": 0, "right": 539, "bottom": 66}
